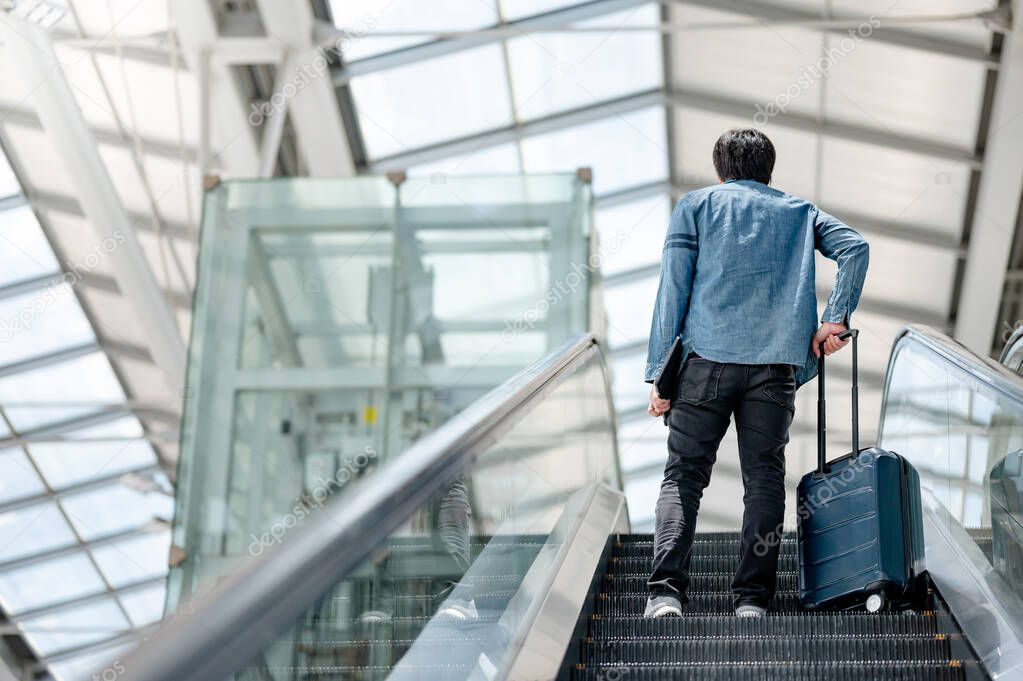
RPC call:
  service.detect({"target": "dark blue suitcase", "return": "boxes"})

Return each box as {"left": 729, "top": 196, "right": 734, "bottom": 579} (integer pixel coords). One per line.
{"left": 796, "top": 329, "right": 926, "bottom": 612}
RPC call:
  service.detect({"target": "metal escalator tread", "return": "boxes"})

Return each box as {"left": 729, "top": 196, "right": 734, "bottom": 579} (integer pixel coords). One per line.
{"left": 574, "top": 532, "right": 969, "bottom": 681}
{"left": 573, "top": 663, "right": 966, "bottom": 680}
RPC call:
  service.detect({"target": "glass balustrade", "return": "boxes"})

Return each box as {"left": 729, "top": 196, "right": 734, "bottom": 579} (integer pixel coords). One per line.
{"left": 168, "top": 173, "right": 595, "bottom": 610}
{"left": 229, "top": 340, "right": 620, "bottom": 681}
{"left": 880, "top": 327, "right": 1023, "bottom": 596}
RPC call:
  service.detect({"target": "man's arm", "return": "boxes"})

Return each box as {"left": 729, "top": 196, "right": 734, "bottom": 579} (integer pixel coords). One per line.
{"left": 813, "top": 208, "right": 869, "bottom": 355}
{"left": 644, "top": 197, "right": 699, "bottom": 384}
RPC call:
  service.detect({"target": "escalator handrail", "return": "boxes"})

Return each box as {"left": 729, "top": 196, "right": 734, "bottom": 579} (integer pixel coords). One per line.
{"left": 120, "top": 333, "right": 610, "bottom": 681}
{"left": 880, "top": 324, "right": 1023, "bottom": 430}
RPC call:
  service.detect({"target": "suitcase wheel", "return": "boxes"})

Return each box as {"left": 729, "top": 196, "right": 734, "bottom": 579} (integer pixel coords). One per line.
{"left": 865, "top": 592, "right": 886, "bottom": 613}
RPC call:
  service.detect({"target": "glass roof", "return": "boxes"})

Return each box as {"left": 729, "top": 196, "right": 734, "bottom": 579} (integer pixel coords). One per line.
{"left": 0, "top": 142, "right": 171, "bottom": 679}
{"left": 333, "top": 0, "right": 993, "bottom": 538}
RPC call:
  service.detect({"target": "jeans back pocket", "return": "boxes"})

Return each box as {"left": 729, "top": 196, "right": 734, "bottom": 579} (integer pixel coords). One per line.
{"left": 678, "top": 357, "right": 722, "bottom": 405}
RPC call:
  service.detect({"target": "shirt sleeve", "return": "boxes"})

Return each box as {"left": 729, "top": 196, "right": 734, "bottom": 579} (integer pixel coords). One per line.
{"left": 644, "top": 197, "right": 699, "bottom": 383}
{"left": 814, "top": 208, "right": 869, "bottom": 325}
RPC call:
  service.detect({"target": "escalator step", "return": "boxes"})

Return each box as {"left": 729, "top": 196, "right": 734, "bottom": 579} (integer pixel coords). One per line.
{"left": 609, "top": 554, "right": 799, "bottom": 573}
{"left": 572, "top": 662, "right": 966, "bottom": 681}
{"left": 580, "top": 636, "right": 951, "bottom": 664}
{"left": 595, "top": 592, "right": 800, "bottom": 616}
{"left": 587, "top": 613, "right": 940, "bottom": 638}
{"left": 251, "top": 663, "right": 474, "bottom": 680}
{"left": 294, "top": 637, "right": 487, "bottom": 664}
{"left": 603, "top": 571, "right": 799, "bottom": 592}
{"left": 614, "top": 540, "right": 797, "bottom": 559}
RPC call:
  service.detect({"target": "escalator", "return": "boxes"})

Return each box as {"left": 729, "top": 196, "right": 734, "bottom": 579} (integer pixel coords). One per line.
{"left": 574, "top": 532, "right": 978, "bottom": 680}
{"left": 120, "top": 328, "right": 1023, "bottom": 681}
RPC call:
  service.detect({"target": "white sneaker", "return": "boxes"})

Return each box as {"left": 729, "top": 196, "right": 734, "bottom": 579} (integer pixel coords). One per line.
{"left": 435, "top": 598, "right": 478, "bottom": 622}
{"left": 644, "top": 595, "right": 683, "bottom": 618}
{"left": 358, "top": 610, "right": 391, "bottom": 623}
{"left": 735, "top": 604, "right": 766, "bottom": 618}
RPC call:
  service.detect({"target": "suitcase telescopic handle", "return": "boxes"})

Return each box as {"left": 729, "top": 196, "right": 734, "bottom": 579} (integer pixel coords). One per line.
{"left": 817, "top": 328, "right": 859, "bottom": 474}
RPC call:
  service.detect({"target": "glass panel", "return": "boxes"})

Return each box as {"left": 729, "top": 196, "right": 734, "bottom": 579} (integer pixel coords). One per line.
{"left": 47, "top": 642, "right": 136, "bottom": 681}
{"left": 91, "top": 529, "right": 170, "bottom": 588}
{"left": 19, "top": 597, "right": 130, "bottom": 656}
{"left": 173, "top": 174, "right": 594, "bottom": 604}
{"left": 506, "top": 4, "right": 662, "bottom": 121}
{"left": 0, "top": 448, "right": 46, "bottom": 503}
{"left": 501, "top": 0, "right": 587, "bottom": 21}
{"left": 28, "top": 437, "right": 157, "bottom": 490}
{"left": 119, "top": 582, "right": 167, "bottom": 627}
{"left": 231, "top": 345, "right": 617, "bottom": 681}
{"left": 0, "top": 284, "right": 94, "bottom": 367}
{"left": 0, "top": 151, "right": 20, "bottom": 199}
{"left": 61, "top": 485, "right": 166, "bottom": 541}
{"left": 880, "top": 334, "right": 1023, "bottom": 594}
{"left": 0, "top": 206, "right": 59, "bottom": 287}
{"left": 593, "top": 193, "right": 670, "bottom": 276}
{"left": 0, "top": 552, "right": 104, "bottom": 615}
{"left": 350, "top": 45, "right": 512, "bottom": 159}
{"left": 0, "top": 352, "right": 125, "bottom": 431}
{"left": 0, "top": 501, "right": 77, "bottom": 563}
{"left": 520, "top": 106, "right": 668, "bottom": 195}
{"left": 328, "top": 0, "right": 498, "bottom": 62}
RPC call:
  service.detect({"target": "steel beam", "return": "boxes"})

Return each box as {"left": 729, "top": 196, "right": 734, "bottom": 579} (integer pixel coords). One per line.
{"left": 254, "top": 0, "right": 356, "bottom": 177}
{"left": 169, "top": 0, "right": 260, "bottom": 174}
{"left": 0, "top": 17, "right": 187, "bottom": 386}
{"left": 330, "top": 0, "right": 992, "bottom": 86}
{"left": 954, "top": 0, "right": 1023, "bottom": 355}
{"left": 369, "top": 86, "right": 979, "bottom": 171}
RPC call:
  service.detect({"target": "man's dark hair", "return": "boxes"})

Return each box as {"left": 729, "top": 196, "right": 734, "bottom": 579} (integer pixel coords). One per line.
{"left": 712, "top": 128, "right": 776, "bottom": 185}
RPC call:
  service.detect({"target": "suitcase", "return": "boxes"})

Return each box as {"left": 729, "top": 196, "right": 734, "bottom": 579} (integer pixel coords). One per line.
{"left": 796, "top": 328, "right": 926, "bottom": 612}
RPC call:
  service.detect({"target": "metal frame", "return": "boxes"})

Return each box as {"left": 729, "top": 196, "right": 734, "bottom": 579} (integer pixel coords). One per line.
{"left": 119, "top": 333, "right": 611, "bottom": 681}
{"left": 921, "top": 490, "right": 1023, "bottom": 678}
{"left": 954, "top": 0, "right": 1023, "bottom": 356}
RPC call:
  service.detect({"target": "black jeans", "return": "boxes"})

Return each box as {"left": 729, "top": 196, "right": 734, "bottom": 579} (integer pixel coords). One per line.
{"left": 648, "top": 354, "right": 795, "bottom": 609}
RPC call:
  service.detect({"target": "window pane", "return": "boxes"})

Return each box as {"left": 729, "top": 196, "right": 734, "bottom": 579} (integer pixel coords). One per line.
{"left": 46, "top": 641, "right": 136, "bottom": 681}
{"left": 0, "top": 448, "right": 46, "bottom": 504}
{"left": 91, "top": 529, "right": 169, "bottom": 588}
{"left": 0, "top": 552, "right": 104, "bottom": 614}
{"left": 0, "top": 501, "right": 77, "bottom": 563}
{"left": 351, "top": 44, "right": 512, "bottom": 158}
{"left": 28, "top": 437, "right": 156, "bottom": 490}
{"left": 0, "top": 284, "right": 94, "bottom": 367}
{"left": 19, "top": 597, "right": 129, "bottom": 656}
{"left": 0, "top": 152, "right": 20, "bottom": 199}
{"left": 118, "top": 581, "right": 166, "bottom": 627}
{"left": 0, "top": 352, "right": 124, "bottom": 431}
{"left": 521, "top": 106, "right": 668, "bottom": 194}
{"left": 0, "top": 206, "right": 59, "bottom": 288}
{"left": 506, "top": 4, "right": 662, "bottom": 120}
{"left": 329, "top": 0, "right": 497, "bottom": 62}
{"left": 61, "top": 484, "right": 165, "bottom": 541}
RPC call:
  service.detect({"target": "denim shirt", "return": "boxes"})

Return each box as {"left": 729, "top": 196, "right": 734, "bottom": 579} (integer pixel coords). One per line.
{"left": 644, "top": 180, "right": 869, "bottom": 388}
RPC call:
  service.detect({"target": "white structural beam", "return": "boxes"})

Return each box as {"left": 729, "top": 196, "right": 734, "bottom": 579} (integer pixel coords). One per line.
{"left": 954, "top": 0, "right": 1023, "bottom": 355}
{"left": 170, "top": 0, "right": 260, "bottom": 174}
{"left": 0, "top": 16, "right": 187, "bottom": 386}
{"left": 254, "top": 0, "right": 355, "bottom": 177}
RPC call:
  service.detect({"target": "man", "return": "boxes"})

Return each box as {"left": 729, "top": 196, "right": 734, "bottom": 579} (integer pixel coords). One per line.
{"left": 643, "top": 128, "right": 869, "bottom": 619}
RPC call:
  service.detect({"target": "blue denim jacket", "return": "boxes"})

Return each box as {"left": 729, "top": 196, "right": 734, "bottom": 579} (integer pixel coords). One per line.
{"left": 644, "top": 180, "right": 869, "bottom": 388}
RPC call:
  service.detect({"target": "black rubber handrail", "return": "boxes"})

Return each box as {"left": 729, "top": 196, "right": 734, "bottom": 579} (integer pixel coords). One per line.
{"left": 119, "top": 333, "right": 609, "bottom": 681}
